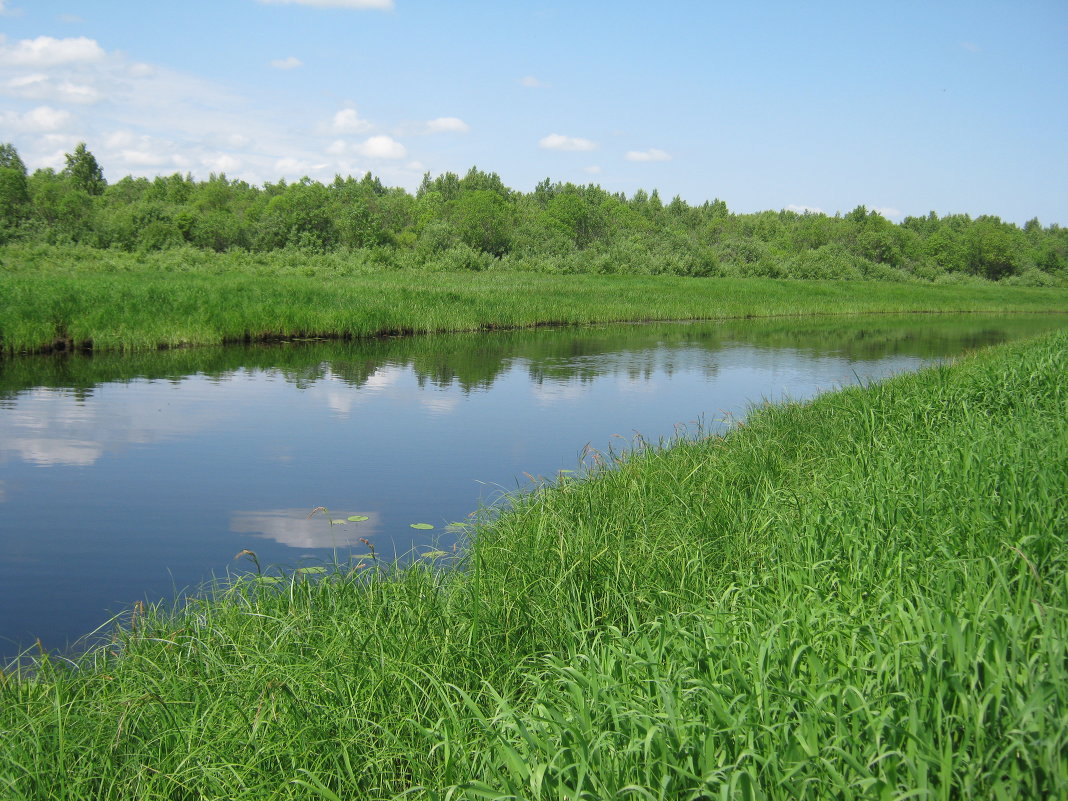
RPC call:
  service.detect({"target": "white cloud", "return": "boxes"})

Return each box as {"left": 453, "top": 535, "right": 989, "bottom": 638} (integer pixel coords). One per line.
{"left": 270, "top": 56, "right": 303, "bottom": 70}
{"left": 2, "top": 104, "right": 72, "bottom": 131}
{"left": 356, "top": 134, "right": 406, "bottom": 159}
{"left": 0, "top": 34, "right": 427, "bottom": 188}
{"left": 583, "top": 165, "right": 602, "bottom": 174}
{"left": 520, "top": 75, "right": 548, "bottom": 88}
{"left": 256, "top": 0, "right": 393, "bottom": 8}
{"left": 785, "top": 204, "right": 824, "bottom": 214}
{"left": 332, "top": 107, "right": 372, "bottom": 133}
{"left": 326, "top": 134, "right": 407, "bottom": 160}
{"left": 625, "top": 148, "right": 671, "bottom": 162}
{"left": 4, "top": 72, "right": 101, "bottom": 103}
{"left": 202, "top": 153, "right": 242, "bottom": 173}
{"left": 120, "top": 149, "right": 164, "bottom": 166}
{"left": 539, "top": 133, "right": 598, "bottom": 152}
{"left": 276, "top": 156, "right": 329, "bottom": 174}
{"left": 59, "top": 14, "right": 86, "bottom": 24}
{"left": 55, "top": 79, "right": 99, "bottom": 102}
{"left": 0, "top": 35, "right": 105, "bottom": 67}
{"left": 425, "top": 116, "right": 470, "bottom": 133}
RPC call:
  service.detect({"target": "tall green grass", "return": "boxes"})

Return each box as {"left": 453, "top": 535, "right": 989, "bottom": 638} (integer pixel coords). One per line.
{"left": 2, "top": 244, "right": 1068, "bottom": 353}
{"left": 1, "top": 331, "right": 1065, "bottom": 799}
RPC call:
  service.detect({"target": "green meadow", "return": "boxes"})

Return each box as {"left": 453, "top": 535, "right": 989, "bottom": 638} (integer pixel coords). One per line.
{"left": 2, "top": 245, "right": 1068, "bottom": 353}
{"left": 1, "top": 329, "right": 1064, "bottom": 799}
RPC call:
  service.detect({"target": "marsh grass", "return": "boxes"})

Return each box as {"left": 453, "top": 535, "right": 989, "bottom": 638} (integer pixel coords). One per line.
{"left": 0, "top": 332, "right": 1065, "bottom": 799}
{"left": 2, "top": 245, "right": 1068, "bottom": 353}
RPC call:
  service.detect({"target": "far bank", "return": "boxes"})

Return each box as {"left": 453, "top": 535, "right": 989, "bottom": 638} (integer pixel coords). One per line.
{"left": 2, "top": 245, "right": 1068, "bottom": 353}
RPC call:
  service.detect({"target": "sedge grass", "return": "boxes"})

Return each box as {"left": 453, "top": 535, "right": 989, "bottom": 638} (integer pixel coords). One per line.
{"left": 0, "top": 331, "right": 1065, "bottom": 799}
{"left": 2, "top": 244, "right": 1068, "bottom": 353}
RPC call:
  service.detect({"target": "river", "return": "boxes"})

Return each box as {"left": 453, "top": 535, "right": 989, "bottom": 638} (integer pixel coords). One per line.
{"left": 1, "top": 313, "right": 1064, "bottom": 661}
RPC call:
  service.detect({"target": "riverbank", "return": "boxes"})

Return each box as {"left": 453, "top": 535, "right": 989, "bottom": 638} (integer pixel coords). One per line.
{"left": 2, "top": 330, "right": 1064, "bottom": 799}
{"left": 2, "top": 245, "right": 1068, "bottom": 353}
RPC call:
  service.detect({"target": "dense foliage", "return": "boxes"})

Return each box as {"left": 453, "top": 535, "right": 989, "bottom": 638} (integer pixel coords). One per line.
{"left": 1, "top": 142, "right": 1065, "bottom": 285}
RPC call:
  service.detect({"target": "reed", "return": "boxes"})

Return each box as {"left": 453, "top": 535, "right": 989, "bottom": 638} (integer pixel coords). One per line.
{"left": 0, "top": 330, "right": 1064, "bottom": 799}
{"left": 3, "top": 244, "right": 1068, "bottom": 353}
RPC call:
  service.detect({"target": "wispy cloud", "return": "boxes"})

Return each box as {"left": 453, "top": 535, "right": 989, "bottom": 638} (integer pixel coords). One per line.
{"left": 785, "top": 203, "right": 824, "bottom": 214}
{"left": 959, "top": 41, "right": 981, "bottom": 53}
{"left": 520, "top": 75, "right": 548, "bottom": 88}
{"left": 539, "top": 133, "right": 597, "bottom": 152}
{"left": 625, "top": 148, "right": 671, "bottom": 162}
{"left": 425, "top": 116, "right": 470, "bottom": 133}
{"left": 1, "top": 104, "right": 72, "bottom": 131}
{"left": 270, "top": 56, "right": 303, "bottom": 70}
{"left": 5, "top": 72, "right": 100, "bottom": 103}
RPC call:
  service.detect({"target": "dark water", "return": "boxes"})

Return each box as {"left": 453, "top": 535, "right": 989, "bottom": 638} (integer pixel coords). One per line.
{"left": 1, "top": 314, "right": 1064, "bottom": 661}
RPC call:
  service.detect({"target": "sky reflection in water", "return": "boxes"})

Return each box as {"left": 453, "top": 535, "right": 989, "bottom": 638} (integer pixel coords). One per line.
{"left": 1, "top": 315, "right": 1065, "bottom": 660}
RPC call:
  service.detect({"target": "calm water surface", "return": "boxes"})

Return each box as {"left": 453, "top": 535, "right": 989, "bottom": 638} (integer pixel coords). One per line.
{"left": 1, "top": 314, "right": 1064, "bottom": 660}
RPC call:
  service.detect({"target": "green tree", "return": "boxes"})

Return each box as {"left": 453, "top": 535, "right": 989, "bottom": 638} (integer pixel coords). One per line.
{"left": 545, "top": 193, "right": 603, "bottom": 248}
{"left": 448, "top": 190, "right": 514, "bottom": 256}
{"left": 0, "top": 142, "right": 30, "bottom": 236}
{"left": 966, "top": 217, "right": 1019, "bottom": 280}
{"left": 62, "top": 142, "right": 106, "bottom": 196}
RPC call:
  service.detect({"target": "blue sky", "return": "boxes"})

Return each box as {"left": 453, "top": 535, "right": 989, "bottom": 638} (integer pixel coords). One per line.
{"left": 1, "top": 0, "right": 1065, "bottom": 224}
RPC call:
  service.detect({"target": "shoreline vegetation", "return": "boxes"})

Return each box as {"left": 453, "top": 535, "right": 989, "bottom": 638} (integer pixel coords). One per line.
{"left": 1, "top": 143, "right": 1065, "bottom": 292}
{"left": 2, "top": 330, "right": 1065, "bottom": 799}
{"left": 2, "top": 246, "right": 1068, "bottom": 354}
{"left": 2, "top": 139, "right": 1068, "bottom": 355}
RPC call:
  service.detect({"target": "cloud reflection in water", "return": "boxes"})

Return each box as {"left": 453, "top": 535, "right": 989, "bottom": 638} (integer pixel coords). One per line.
{"left": 230, "top": 508, "right": 381, "bottom": 549}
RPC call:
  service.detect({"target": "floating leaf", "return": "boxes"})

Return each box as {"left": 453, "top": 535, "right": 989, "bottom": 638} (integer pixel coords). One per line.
{"left": 346, "top": 515, "right": 369, "bottom": 522}
{"left": 329, "top": 520, "right": 346, "bottom": 525}
{"left": 254, "top": 576, "right": 281, "bottom": 585}
{"left": 420, "top": 550, "right": 449, "bottom": 559}
{"left": 410, "top": 523, "right": 434, "bottom": 530}
{"left": 296, "top": 566, "right": 327, "bottom": 575}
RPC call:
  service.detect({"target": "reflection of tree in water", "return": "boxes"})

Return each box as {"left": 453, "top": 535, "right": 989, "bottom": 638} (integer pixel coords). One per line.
{"left": 1, "top": 315, "right": 1064, "bottom": 400}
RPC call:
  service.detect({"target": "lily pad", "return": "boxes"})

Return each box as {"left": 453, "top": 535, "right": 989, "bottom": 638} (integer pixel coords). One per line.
{"left": 329, "top": 520, "right": 346, "bottom": 525}
{"left": 420, "top": 550, "right": 449, "bottom": 559}
{"left": 296, "top": 566, "right": 327, "bottom": 575}
{"left": 346, "top": 515, "right": 369, "bottom": 522}
{"left": 254, "top": 576, "right": 281, "bottom": 585}
{"left": 409, "top": 523, "right": 434, "bottom": 530}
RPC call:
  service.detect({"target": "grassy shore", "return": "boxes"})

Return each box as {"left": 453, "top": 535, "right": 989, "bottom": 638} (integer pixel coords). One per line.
{"left": 2, "top": 330, "right": 1065, "bottom": 799}
{"left": 2, "top": 245, "right": 1068, "bottom": 353}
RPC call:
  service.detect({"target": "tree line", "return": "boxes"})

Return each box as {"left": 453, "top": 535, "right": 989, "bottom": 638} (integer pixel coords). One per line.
{"left": 1, "top": 141, "right": 1065, "bottom": 284}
